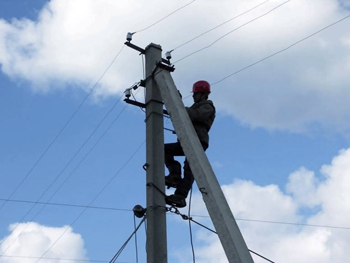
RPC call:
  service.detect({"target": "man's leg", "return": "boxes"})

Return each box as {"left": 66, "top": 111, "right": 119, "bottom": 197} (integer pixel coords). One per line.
{"left": 167, "top": 142, "right": 208, "bottom": 207}
{"left": 164, "top": 142, "right": 184, "bottom": 187}
{"left": 174, "top": 158, "right": 193, "bottom": 198}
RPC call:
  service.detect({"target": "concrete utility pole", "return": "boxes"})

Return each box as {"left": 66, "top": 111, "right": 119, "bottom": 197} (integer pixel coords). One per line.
{"left": 125, "top": 38, "right": 253, "bottom": 263}
{"left": 154, "top": 70, "right": 254, "bottom": 263}
{"left": 144, "top": 43, "right": 168, "bottom": 263}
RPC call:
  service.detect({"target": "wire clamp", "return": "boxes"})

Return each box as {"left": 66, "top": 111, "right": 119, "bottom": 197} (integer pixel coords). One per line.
{"left": 167, "top": 206, "right": 192, "bottom": 221}
{"left": 143, "top": 163, "right": 149, "bottom": 171}
{"left": 156, "top": 61, "right": 175, "bottom": 72}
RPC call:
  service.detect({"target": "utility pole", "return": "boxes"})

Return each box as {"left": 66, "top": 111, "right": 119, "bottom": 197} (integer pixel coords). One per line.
{"left": 125, "top": 36, "right": 253, "bottom": 263}
{"left": 144, "top": 43, "right": 167, "bottom": 263}
{"left": 154, "top": 70, "right": 254, "bottom": 263}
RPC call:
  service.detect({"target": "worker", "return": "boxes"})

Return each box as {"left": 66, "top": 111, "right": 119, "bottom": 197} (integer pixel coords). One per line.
{"left": 164, "top": 80, "right": 216, "bottom": 208}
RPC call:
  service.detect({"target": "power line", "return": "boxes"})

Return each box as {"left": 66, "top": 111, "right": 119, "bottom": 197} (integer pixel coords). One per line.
{"left": 134, "top": 0, "right": 196, "bottom": 33}
{"left": 188, "top": 188, "right": 196, "bottom": 263}
{"left": 1, "top": 86, "right": 141, "bottom": 255}
{"left": 133, "top": 215, "right": 140, "bottom": 263}
{"left": 211, "top": 12, "right": 350, "bottom": 85}
{"left": 168, "top": 208, "right": 275, "bottom": 263}
{"left": 235, "top": 217, "right": 350, "bottom": 230}
{"left": 109, "top": 216, "right": 146, "bottom": 263}
{"left": 0, "top": 44, "right": 125, "bottom": 212}
{"left": 2, "top": 197, "right": 350, "bottom": 230}
{"left": 31, "top": 141, "right": 146, "bottom": 263}
{"left": 190, "top": 214, "right": 350, "bottom": 230}
{"left": 0, "top": 255, "right": 122, "bottom": 263}
{"left": 174, "top": 0, "right": 291, "bottom": 64}
{"left": 171, "top": 0, "right": 270, "bottom": 51}
{"left": 0, "top": 95, "right": 126, "bottom": 254}
{"left": 0, "top": 198, "right": 130, "bottom": 212}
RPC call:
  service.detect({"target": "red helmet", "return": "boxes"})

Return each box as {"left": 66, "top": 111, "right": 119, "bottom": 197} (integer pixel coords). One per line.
{"left": 192, "top": 80, "right": 211, "bottom": 93}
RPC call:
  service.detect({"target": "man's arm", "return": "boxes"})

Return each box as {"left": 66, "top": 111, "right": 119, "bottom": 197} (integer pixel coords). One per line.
{"left": 186, "top": 102, "right": 215, "bottom": 122}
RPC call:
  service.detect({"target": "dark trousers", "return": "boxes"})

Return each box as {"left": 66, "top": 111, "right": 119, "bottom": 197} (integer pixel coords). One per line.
{"left": 164, "top": 141, "right": 208, "bottom": 198}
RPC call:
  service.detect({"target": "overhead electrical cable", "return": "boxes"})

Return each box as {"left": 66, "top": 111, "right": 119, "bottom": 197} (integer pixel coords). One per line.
{"left": 188, "top": 188, "right": 196, "bottom": 263}
{"left": 109, "top": 216, "right": 147, "bottom": 263}
{"left": 192, "top": 223, "right": 275, "bottom": 263}
{"left": 3, "top": 0, "right": 194, "bottom": 213}
{"left": 133, "top": 0, "right": 196, "bottom": 33}
{"left": 0, "top": 86, "right": 143, "bottom": 255}
{"left": 211, "top": 12, "right": 350, "bottom": 85}
{"left": 168, "top": 208, "right": 275, "bottom": 263}
{"left": 0, "top": 255, "right": 116, "bottom": 263}
{"left": 174, "top": 0, "right": 291, "bottom": 64}
{"left": 0, "top": 44, "right": 125, "bottom": 212}
{"left": 2, "top": 197, "right": 350, "bottom": 230}
{"left": 31, "top": 141, "right": 146, "bottom": 263}
{"left": 133, "top": 216, "right": 140, "bottom": 263}
{"left": 0, "top": 94, "right": 126, "bottom": 254}
{"left": 170, "top": 0, "right": 270, "bottom": 51}
{"left": 0, "top": 198, "right": 130, "bottom": 211}
{"left": 190, "top": 214, "right": 350, "bottom": 230}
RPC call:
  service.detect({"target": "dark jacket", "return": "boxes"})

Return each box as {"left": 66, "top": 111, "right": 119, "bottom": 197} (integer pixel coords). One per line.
{"left": 186, "top": 100, "right": 215, "bottom": 146}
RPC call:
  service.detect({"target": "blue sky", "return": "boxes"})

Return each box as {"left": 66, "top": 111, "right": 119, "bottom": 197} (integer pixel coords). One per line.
{"left": 1, "top": 1, "right": 350, "bottom": 263}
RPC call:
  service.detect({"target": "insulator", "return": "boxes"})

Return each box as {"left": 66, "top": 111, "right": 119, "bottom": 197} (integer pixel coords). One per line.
{"left": 124, "top": 88, "right": 131, "bottom": 98}
{"left": 165, "top": 51, "right": 172, "bottom": 60}
{"left": 126, "top": 32, "right": 133, "bottom": 42}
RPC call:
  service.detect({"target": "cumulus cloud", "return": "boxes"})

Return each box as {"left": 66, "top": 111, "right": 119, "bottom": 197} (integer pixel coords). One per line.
{"left": 0, "top": 222, "right": 87, "bottom": 263}
{"left": 181, "top": 148, "right": 350, "bottom": 263}
{"left": 0, "top": 0, "right": 350, "bottom": 132}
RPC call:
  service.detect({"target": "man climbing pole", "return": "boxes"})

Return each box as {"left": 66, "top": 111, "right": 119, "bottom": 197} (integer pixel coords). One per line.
{"left": 164, "top": 80, "right": 216, "bottom": 208}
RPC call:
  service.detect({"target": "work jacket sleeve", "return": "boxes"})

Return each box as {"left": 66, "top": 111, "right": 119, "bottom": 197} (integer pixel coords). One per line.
{"left": 186, "top": 102, "right": 215, "bottom": 122}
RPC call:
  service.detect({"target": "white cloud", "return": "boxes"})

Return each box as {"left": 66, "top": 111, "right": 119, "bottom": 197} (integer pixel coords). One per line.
{"left": 1, "top": 0, "right": 350, "bottom": 133}
{"left": 0, "top": 222, "right": 87, "bottom": 263}
{"left": 180, "top": 148, "right": 350, "bottom": 263}
{"left": 286, "top": 167, "right": 320, "bottom": 207}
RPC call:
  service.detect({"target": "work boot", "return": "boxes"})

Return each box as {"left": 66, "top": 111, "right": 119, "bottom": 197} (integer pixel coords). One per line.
{"left": 165, "top": 194, "right": 186, "bottom": 208}
{"left": 165, "top": 173, "right": 181, "bottom": 189}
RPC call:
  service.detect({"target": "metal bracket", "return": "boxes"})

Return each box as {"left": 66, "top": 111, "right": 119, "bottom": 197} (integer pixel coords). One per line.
{"left": 124, "top": 98, "right": 169, "bottom": 116}
{"left": 124, "top": 42, "right": 171, "bottom": 65}
{"left": 156, "top": 61, "right": 175, "bottom": 72}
